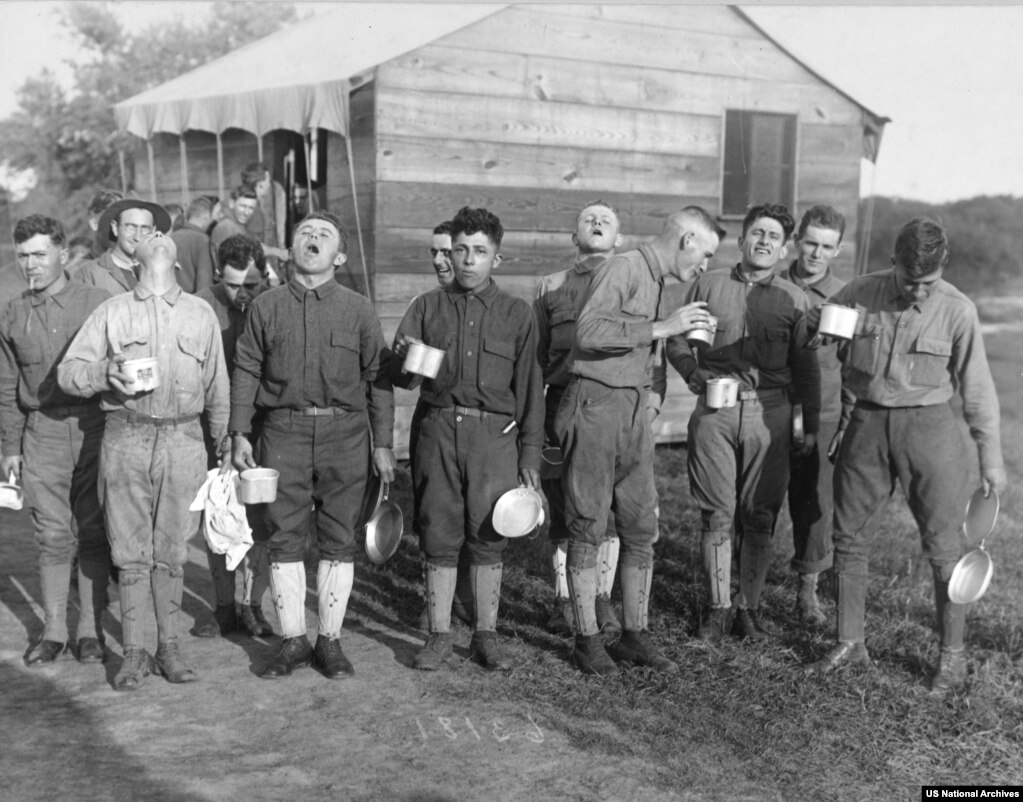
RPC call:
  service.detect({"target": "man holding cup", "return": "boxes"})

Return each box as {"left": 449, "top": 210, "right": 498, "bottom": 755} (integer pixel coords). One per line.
{"left": 230, "top": 212, "right": 396, "bottom": 680}
{"left": 778, "top": 206, "right": 854, "bottom": 628}
{"left": 560, "top": 206, "right": 722, "bottom": 675}
{"left": 59, "top": 231, "right": 230, "bottom": 691}
{"left": 667, "top": 203, "right": 820, "bottom": 643}
{"left": 1, "top": 215, "right": 112, "bottom": 666}
{"left": 811, "top": 218, "right": 1005, "bottom": 690}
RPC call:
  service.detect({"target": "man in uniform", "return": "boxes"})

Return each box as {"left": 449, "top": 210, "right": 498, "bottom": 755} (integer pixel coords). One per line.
{"left": 210, "top": 187, "right": 259, "bottom": 272}
{"left": 230, "top": 211, "right": 396, "bottom": 680}
{"left": 193, "top": 234, "right": 274, "bottom": 639}
{"left": 1, "top": 215, "right": 112, "bottom": 665}
{"left": 811, "top": 218, "right": 1005, "bottom": 691}
{"left": 534, "top": 200, "right": 637, "bottom": 637}
{"left": 561, "top": 206, "right": 722, "bottom": 675}
{"left": 667, "top": 203, "right": 820, "bottom": 644}
{"left": 392, "top": 206, "right": 544, "bottom": 672}
{"left": 73, "top": 198, "right": 173, "bottom": 296}
{"left": 778, "top": 205, "right": 853, "bottom": 627}
{"left": 171, "top": 196, "right": 217, "bottom": 294}
{"left": 59, "top": 231, "right": 229, "bottom": 691}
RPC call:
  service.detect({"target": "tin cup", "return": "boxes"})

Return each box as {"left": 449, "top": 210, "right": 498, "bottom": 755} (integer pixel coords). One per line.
{"left": 121, "top": 357, "right": 160, "bottom": 393}
{"left": 239, "top": 468, "right": 279, "bottom": 504}
{"left": 818, "top": 304, "right": 858, "bottom": 340}
{"left": 685, "top": 314, "right": 718, "bottom": 346}
{"left": 705, "top": 377, "right": 739, "bottom": 409}
{"left": 402, "top": 338, "right": 445, "bottom": 379}
{"left": 0, "top": 471, "right": 23, "bottom": 510}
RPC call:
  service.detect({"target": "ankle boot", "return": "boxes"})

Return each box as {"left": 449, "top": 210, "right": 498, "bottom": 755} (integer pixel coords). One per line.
{"left": 260, "top": 635, "right": 313, "bottom": 679}
{"left": 932, "top": 570, "right": 967, "bottom": 691}
{"left": 573, "top": 634, "right": 618, "bottom": 676}
{"left": 114, "top": 647, "right": 152, "bottom": 692}
{"left": 154, "top": 639, "right": 198, "bottom": 683}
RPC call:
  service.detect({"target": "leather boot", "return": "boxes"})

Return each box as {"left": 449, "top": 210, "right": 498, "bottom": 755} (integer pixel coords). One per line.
{"left": 796, "top": 572, "right": 827, "bottom": 628}
{"left": 154, "top": 639, "right": 198, "bottom": 683}
{"left": 815, "top": 641, "right": 871, "bottom": 674}
{"left": 469, "top": 564, "right": 514, "bottom": 671}
{"left": 260, "top": 635, "right": 313, "bottom": 679}
{"left": 195, "top": 603, "right": 239, "bottom": 638}
{"left": 414, "top": 632, "right": 455, "bottom": 671}
{"left": 617, "top": 629, "right": 678, "bottom": 673}
{"left": 595, "top": 595, "right": 621, "bottom": 636}
{"left": 469, "top": 630, "right": 515, "bottom": 672}
{"left": 313, "top": 634, "right": 354, "bottom": 679}
{"left": 546, "top": 597, "right": 575, "bottom": 636}
{"left": 931, "top": 570, "right": 967, "bottom": 691}
{"left": 415, "top": 564, "right": 457, "bottom": 669}
{"left": 573, "top": 634, "right": 618, "bottom": 676}
{"left": 239, "top": 604, "right": 273, "bottom": 638}
{"left": 731, "top": 607, "right": 771, "bottom": 641}
{"left": 114, "top": 647, "right": 152, "bottom": 692}
{"left": 814, "top": 573, "right": 869, "bottom": 673}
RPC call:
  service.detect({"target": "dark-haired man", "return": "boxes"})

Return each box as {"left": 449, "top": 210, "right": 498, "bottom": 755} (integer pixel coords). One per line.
{"left": 73, "top": 199, "right": 173, "bottom": 296}
{"left": 668, "top": 203, "right": 820, "bottom": 644}
{"left": 392, "top": 206, "right": 543, "bottom": 672}
{"left": 194, "top": 235, "right": 273, "bottom": 638}
{"left": 560, "top": 206, "right": 722, "bottom": 675}
{"left": 779, "top": 205, "right": 853, "bottom": 627}
{"left": 171, "top": 196, "right": 217, "bottom": 294}
{"left": 430, "top": 221, "right": 455, "bottom": 288}
{"left": 59, "top": 231, "right": 229, "bottom": 691}
{"left": 811, "top": 218, "right": 1005, "bottom": 691}
{"left": 231, "top": 212, "right": 396, "bottom": 680}
{"left": 1, "top": 216, "right": 112, "bottom": 666}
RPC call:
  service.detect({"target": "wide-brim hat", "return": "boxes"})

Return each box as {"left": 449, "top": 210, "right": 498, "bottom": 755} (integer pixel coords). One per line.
{"left": 96, "top": 199, "right": 173, "bottom": 251}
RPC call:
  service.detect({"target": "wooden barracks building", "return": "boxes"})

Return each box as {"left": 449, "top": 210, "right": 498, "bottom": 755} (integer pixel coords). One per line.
{"left": 116, "top": 3, "right": 888, "bottom": 455}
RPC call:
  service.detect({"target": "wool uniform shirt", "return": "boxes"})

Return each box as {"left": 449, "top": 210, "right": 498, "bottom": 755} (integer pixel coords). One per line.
{"left": 196, "top": 284, "right": 246, "bottom": 374}
{"left": 570, "top": 244, "right": 670, "bottom": 390}
{"left": 779, "top": 264, "right": 853, "bottom": 426}
{"left": 229, "top": 278, "right": 394, "bottom": 448}
{"left": 827, "top": 268, "right": 1002, "bottom": 471}
{"left": 391, "top": 279, "right": 544, "bottom": 471}
{"left": 71, "top": 250, "right": 137, "bottom": 296}
{"left": 171, "top": 223, "right": 214, "bottom": 294}
{"left": 666, "top": 265, "right": 821, "bottom": 434}
{"left": 57, "top": 283, "right": 230, "bottom": 443}
{"left": 0, "top": 278, "right": 111, "bottom": 454}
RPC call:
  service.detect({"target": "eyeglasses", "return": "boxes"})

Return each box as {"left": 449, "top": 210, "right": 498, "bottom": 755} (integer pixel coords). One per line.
{"left": 120, "top": 224, "right": 154, "bottom": 236}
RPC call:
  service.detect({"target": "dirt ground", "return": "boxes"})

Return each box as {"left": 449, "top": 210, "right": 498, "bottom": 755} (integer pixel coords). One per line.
{"left": 0, "top": 506, "right": 703, "bottom": 802}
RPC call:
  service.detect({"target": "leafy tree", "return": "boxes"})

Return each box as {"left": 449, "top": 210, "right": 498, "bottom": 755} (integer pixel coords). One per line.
{"left": 0, "top": 1, "right": 297, "bottom": 231}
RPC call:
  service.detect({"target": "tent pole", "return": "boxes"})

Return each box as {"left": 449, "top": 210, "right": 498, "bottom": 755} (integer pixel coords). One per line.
{"left": 179, "top": 135, "right": 189, "bottom": 205}
{"left": 257, "top": 133, "right": 264, "bottom": 162}
{"left": 344, "top": 133, "right": 371, "bottom": 302}
{"left": 216, "top": 132, "right": 225, "bottom": 203}
{"left": 146, "top": 139, "right": 157, "bottom": 202}
{"left": 118, "top": 149, "right": 128, "bottom": 196}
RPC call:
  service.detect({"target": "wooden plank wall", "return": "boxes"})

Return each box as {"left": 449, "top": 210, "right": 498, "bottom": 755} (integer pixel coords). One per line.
{"left": 372, "top": 4, "right": 868, "bottom": 452}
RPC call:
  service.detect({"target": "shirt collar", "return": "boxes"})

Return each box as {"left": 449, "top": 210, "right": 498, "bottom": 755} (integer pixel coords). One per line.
{"left": 288, "top": 276, "right": 339, "bottom": 301}
{"left": 448, "top": 277, "right": 500, "bottom": 307}
{"left": 781, "top": 261, "right": 839, "bottom": 299}
{"left": 28, "top": 272, "right": 74, "bottom": 308}
{"left": 134, "top": 282, "right": 183, "bottom": 305}
{"left": 731, "top": 263, "right": 777, "bottom": 286}
{"left": 638, "top": 243, "right": 665, "bottom": 284}
{"left": 574, "top": 253, "right": 609, "bottom": 274}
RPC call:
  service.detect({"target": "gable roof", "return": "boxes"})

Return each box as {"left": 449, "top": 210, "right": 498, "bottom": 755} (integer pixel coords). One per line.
{"left": 114, "top": 4, "right": 506, "bottom": 138}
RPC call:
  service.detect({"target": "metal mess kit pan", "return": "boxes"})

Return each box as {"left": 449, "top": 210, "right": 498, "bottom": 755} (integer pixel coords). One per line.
{"left": 948, "top": 488, "right": 1000, "bottom": 604}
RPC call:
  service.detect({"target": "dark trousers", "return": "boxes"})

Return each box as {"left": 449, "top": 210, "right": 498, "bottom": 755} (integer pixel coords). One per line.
{"left": 555, "top": 377, "right": 657, "bottom": 569}
{"left": 415, "top": 406, "right": 518, "bottom": 567}
{"left": 259, "top": 409, "right": 370, "bottom": 563}
{"left": 788, "top": 418, "right": 840, "bottom": 574}
{"left": 833, "top": 403, "right": 967, "bottom": 581}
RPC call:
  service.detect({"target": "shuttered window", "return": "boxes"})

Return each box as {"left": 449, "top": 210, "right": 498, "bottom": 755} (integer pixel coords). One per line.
{"left": 722, "top": 110, "right": 796, "bottom": 216}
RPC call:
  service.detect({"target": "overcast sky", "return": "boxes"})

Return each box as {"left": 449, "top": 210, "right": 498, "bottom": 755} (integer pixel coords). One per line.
{"left": 2, "top": 2, "right": 1021, "bottom": 204}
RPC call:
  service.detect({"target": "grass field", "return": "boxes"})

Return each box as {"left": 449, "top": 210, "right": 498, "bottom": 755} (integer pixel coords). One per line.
{"left": 370, "top": 325, "right": 1023, "bottom": 798}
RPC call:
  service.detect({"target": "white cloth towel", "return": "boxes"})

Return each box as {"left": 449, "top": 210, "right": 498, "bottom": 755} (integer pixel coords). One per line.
{"left": 189, "top": 469, "right": 253, "bottom": 570}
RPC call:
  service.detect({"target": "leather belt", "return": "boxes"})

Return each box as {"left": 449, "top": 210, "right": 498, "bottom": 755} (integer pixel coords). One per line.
{"left": 111, "top": 410, "right": 200, "bottom": 427}
{"left": 36, "top": 404, "right": 97, "bottom": 418}
{"left": 300, "top": 406, "right": 347, "bottom": 417}
{"left": 738, "top": 387, "right": 787, "bottom": 402}
{"left": 433, "top": 405, "right": 495, "bottom": 419}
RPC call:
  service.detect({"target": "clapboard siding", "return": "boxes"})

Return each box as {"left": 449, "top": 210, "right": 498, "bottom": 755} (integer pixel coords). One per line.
{"left": 375, "top": 87, "right": 721, "bottom": 157}
{"left": 375, "top": 181, "right": 718, "bottom": 237}
{"left": 379, "top": 45, "right": 862, "bottom": 124}
{"left": 376, "top": 136, "right": 721, "bottom": 197}
{"left": 440, "top": 6, "right": 818, "bottom": 85}
{"left": 548, "top": 5, "right": 766, "bottom": 39}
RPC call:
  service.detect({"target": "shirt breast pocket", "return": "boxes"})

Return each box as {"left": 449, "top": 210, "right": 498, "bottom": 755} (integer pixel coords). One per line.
{"left": 327, "top": 328, "right": 362, "bottom": 381}
{"left": 847, "top": 315, "right": 882, "bottom": 377}
{"left": 909, "top": 336, "right": 952, "bottom": 387}
{"left": 12, "top": 339, "right": 42, "bottom": 368}
{"left": 549, "top": 309, "right": 576, "bottom": 355}
{"left": 265, "top": 330, "right": 296, "bottom": 384}
{"left": 175, "top": 334, "right": 206, "bottom": 405}
{"left": 110, "top": 325, "right": 150, "bottom": 360}
{"left": 754, "top": 325, "right": 790, "bottom": 371}
{"left": 479, "top": 336, "right": 515, "bottom": 390}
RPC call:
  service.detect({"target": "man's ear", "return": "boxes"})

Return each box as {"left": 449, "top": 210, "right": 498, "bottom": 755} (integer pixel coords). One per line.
{"left": 333, "top": 252, "right": 348, "bottom": 269}
{"left": 613, "top": 233, "right": 624, "bottom": 249}
{"left": 571, "top": 232, "right": 580, "bottom": 248}
{"left": 776, "top": 243, "right": 789, "bottom": 263}
{"left": 58, "top": 248, "right": 69, "bottom": 267}
{"left": 493, "top": 253, "right": 503, "bottom": 269}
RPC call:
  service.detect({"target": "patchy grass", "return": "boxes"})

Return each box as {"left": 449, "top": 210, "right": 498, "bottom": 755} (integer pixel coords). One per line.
{"left": 352, "top": 329, "right": 1023, "bottom": 798}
